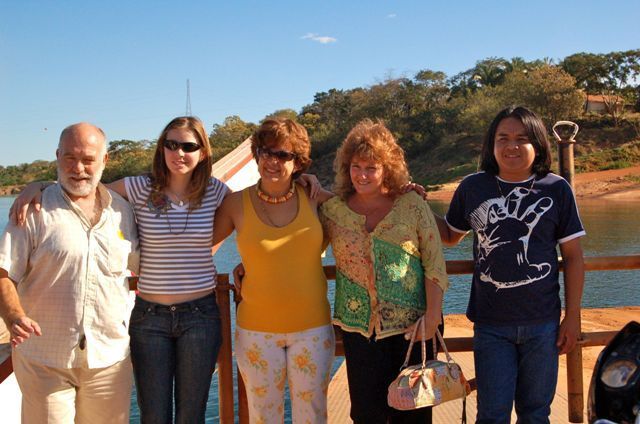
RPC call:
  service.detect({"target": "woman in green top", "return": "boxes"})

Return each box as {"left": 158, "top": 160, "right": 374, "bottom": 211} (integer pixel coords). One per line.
{"left": 320, "top": 119, "right": 449, "bottom": 424}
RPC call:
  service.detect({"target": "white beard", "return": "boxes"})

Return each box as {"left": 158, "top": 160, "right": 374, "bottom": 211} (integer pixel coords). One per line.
{"left": 57, "top": 164, "right": 104, "bottom": 198}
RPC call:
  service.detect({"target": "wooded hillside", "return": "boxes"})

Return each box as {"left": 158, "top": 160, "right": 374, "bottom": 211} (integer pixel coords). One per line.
{"left": 3, "top": 49, "right": 639, "bottom": 192}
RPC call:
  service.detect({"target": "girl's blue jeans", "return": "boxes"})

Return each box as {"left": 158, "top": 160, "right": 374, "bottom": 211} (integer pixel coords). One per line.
{"left": 129, "top": 292, "right": 222, "bottom": 424}
{"left": 473, "top": 320, "right": 559, "bottom": 424}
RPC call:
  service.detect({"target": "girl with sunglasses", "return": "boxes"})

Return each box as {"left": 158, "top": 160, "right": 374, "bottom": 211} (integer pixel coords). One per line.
{"left": 213, "top": 118, "right": 336, "bottom": 424}
{"left": 11, "top": 116, "right": 229, "bottom": 423}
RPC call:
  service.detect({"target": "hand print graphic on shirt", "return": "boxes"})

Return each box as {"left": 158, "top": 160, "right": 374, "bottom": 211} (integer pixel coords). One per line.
{"left": 469, "top": 185, "right": 553, "bottom": 290}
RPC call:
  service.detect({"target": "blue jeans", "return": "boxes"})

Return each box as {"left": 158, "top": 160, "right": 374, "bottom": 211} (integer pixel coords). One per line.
{"left": 473, "top": 321, "right": 559, "bottom": 424}
{"left": 129, "top": 292, "right": 222, "bottom": 424}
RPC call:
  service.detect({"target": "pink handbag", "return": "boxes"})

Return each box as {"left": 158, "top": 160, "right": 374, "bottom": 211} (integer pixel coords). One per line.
{"left": 387, "top": 316, "right": 470, "bottom": 423}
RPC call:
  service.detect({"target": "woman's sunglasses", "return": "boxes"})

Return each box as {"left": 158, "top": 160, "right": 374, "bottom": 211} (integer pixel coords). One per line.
{"left": 257, "top": 147, "right": 297, "bottom": 162}
{"left": 163, "top": 139, "right": 202, "bottom": 153}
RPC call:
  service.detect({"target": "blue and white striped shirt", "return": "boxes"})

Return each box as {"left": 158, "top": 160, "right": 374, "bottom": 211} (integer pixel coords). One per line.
{"left": 125, "top": 175, "right": 228, "bottom": 294}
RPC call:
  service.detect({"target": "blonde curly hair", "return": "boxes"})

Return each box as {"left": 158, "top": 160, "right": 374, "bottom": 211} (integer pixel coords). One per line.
{"left": 333, "top": 119, "right": 410, "bottom": 200}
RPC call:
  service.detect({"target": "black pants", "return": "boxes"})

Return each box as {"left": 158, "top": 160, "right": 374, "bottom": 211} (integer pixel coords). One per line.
{"left": 342, "top": 322, "right": 444, "bottom": 424}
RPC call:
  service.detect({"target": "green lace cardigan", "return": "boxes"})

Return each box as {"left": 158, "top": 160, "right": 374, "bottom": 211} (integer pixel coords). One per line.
{"left": 320, "top": 192, "right": 449, "bottom": 339}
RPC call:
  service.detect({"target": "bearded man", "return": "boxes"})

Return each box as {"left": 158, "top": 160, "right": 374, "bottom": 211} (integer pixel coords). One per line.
{"left": 0, "top": 123, "right": 139, "bottom": 423}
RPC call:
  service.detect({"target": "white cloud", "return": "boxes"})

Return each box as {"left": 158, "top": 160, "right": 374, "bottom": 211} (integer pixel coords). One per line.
{"left": 387, "top": 13, "right": 397, "bottom": 18}
{"left": 301, "top": 33, "right": 337, "bottom": 44}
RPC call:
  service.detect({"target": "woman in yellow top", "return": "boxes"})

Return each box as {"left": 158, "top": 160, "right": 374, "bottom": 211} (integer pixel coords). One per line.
{"left": 213, "top": 118, "right": 335, "bottom": 424}
{"left": 320, "top": 119, "right": 449, "bottom": 424}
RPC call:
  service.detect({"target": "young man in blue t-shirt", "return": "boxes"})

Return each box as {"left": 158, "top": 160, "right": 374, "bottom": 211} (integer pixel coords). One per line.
{"left": 434, "top": 106, "right": 585, "bottom": 423}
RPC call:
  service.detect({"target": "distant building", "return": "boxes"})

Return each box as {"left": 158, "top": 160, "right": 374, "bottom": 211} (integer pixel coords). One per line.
{"left": 584, "top": 94, "right": 625, "bottom": 114}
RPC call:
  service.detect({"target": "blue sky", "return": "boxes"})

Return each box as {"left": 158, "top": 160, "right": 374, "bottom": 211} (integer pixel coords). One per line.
{"left": 1, "top": 0, "right": 639, "bottom": 166}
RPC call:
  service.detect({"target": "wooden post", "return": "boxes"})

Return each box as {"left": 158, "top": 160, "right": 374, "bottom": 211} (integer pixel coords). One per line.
{"left": 567, "top": 318, "right": 585, "bottom": 423}
{"left": 216, "top": 277, "right": 234, "bottom": 424}
{"left": 552, "top": 121, "right": 579, "bottom": 187}
{"left": 231, "top": 273, "right": 250, "bottom": 424}
{"left": 0, "top": 355, "right": 12, "bottom": 383}
{"left": 553, "top": 120, "right": 584, "bottom": 422}
{"left": 238, "top": 370, "right": 249, "bottom": 424}
{"left": 558, "top": 140, "right": 576, "bottom": 186}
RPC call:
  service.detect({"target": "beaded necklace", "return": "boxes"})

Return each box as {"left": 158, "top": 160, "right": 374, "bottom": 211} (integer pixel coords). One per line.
{"left": 256, "top": 179, "right": 295, "bottom": 204}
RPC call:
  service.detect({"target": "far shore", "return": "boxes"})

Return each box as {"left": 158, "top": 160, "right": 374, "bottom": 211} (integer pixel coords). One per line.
{"left": 0, "top": 186, "right": 21, "bottom": 196}
{"left": 2, "top": 165, "right": 640, "bottom": 199}
{"left": 427, "top": 165, "right": 640, "bottom": 202}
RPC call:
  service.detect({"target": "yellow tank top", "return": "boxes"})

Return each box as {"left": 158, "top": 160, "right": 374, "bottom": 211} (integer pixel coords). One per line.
{"left": 236, "top": 185, "right": 331, "bottom": 332}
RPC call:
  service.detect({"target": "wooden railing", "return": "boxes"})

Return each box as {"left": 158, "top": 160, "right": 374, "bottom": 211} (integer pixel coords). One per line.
{"left": 1, "top": 254, "right": 638, "bottom": 423}
{"left": 232, "top": 255, "right": 640, "bottom": 424}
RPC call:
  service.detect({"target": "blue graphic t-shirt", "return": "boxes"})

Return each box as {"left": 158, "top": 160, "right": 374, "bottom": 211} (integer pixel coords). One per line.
{"left": 446, "top": 172, "right": 585, "bottom": 326}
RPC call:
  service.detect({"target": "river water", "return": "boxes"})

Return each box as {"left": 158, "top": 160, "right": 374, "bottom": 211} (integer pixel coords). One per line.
{"left": 0, "top": 196, "right": 638, "bottom": 422}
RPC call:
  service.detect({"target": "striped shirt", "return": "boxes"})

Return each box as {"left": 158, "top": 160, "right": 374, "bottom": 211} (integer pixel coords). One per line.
{"left": 125, "top": 176, "right": 228, "bottom": 294}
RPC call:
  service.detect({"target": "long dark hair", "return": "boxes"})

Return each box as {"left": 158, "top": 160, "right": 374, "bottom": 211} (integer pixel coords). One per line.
{"left": 151, "top": 116, "right": 213, "bottom": 208}
{"left": 480, "top": 106, "right": 552, "bottom": 177}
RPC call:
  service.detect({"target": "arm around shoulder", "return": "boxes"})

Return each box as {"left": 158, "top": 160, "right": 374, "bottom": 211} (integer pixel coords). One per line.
{"left": 105, "top": 178, "right": 128, "bottom": 200}
{"left": 303, "top": 183, "right": 334, "bottom": 209}
{"left": 212, "top": 191, "right": 241, "bottom": 246}
{"left": 9, "top": 181, "right": 54, "bottom": 226}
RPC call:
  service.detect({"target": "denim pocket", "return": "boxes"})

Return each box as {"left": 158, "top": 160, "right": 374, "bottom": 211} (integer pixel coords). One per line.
{"left": 129, "top": 305, "right": 151, "bottom": 325}
{"left": 194, "top": 302, "right": 220, "bottom": 321}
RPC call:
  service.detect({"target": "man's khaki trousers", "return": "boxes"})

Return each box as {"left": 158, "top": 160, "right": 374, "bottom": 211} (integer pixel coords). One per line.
{"left": 12, "top": 350, "right": 132, "bottom": 424}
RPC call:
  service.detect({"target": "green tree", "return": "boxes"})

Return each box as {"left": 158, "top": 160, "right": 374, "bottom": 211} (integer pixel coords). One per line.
{"left": 561, "top": 52, "right": 610, "bottom": 92}
{"left": 302, "top": 88, "right": 358, "bottom": 157}
{"left": 456, "top": 88, "right": 503, "bottom": 134}
{"left": 497, "top": 65, "right": 585, "bottom": 125}
{"left": 263, "top": 109, "right": 298, "bottom": 122}
{"left": 102, "top": 139, "right": 154, "bottom": 182}
{"left": 209, "top": 116, "right": 257, "bottom": 162}
{"left": 472, "top": 57, "right": 510, "bottom": 87}
{"left": 563, "top": 50, "right": 640, "bottom": 92}
{"left": 562, "top": 50, "right": 640, "bottom": 124}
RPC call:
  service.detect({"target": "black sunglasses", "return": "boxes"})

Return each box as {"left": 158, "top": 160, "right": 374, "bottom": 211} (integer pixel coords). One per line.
{"left": 257, "top": 147, "right": 297, "bottom": 162}
{"left": 163, "top": 139, "right": 202, "bottom": 153}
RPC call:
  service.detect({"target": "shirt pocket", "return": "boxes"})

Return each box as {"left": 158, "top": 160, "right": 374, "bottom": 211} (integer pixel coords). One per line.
{"left": 108, "top": 237, "right": 132, "bottom": 276}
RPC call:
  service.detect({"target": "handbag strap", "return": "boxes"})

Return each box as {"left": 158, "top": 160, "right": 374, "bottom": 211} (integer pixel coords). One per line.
{"left": 434, "top": 326, "right": 456, "bottom": 364}
{"left": 401, "top": 316, "right": 426, "bottom": 369}
{"left": 401, "top": 315, "right": 457, "bottom": 369}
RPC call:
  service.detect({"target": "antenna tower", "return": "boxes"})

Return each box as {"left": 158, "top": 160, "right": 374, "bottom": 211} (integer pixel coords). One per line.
{"left": 185, "top": 79, "right": 192, "bottom": 116}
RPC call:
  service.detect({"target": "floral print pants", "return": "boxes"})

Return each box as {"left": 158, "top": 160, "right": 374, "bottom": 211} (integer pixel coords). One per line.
{"left": 236, "top": 324, "right": 335, "bottom": 424}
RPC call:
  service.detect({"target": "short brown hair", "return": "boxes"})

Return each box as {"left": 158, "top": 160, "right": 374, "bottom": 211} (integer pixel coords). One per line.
{"left": 151, "top": 116, "right": 213, "bottom": 208}
{"left": 333, "top": 119, "right": 410, "bottom": 200}
{"left": 250, "top": 119, "right": 311, "bottom": 179}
